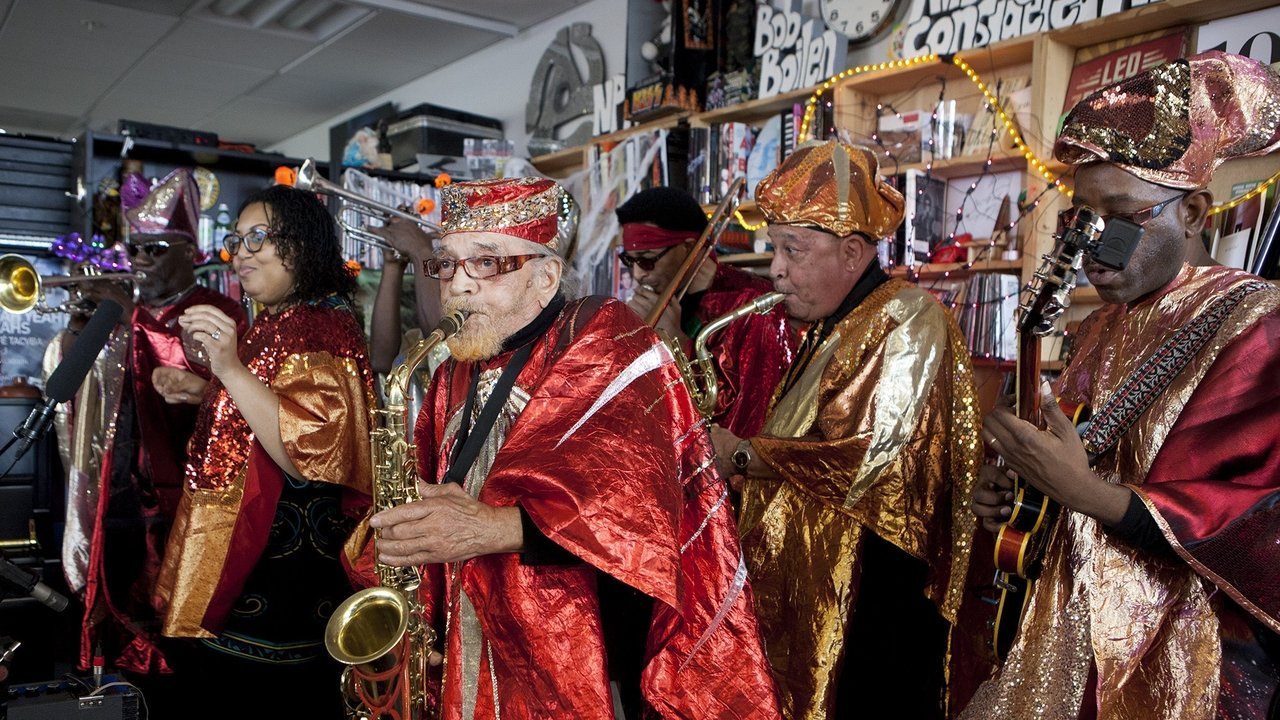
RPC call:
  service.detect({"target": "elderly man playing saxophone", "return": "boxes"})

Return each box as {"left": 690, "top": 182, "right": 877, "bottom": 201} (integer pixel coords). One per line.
{"left": 362, "top": 176, "right": 782, "bottom": 720}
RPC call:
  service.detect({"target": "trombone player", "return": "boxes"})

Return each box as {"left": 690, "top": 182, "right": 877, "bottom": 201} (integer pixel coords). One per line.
{"left": 617, "top": 186, "right": 795, "bottom": 438}
{"left": 48, "top": 168, "right": 246, "bottom": 716}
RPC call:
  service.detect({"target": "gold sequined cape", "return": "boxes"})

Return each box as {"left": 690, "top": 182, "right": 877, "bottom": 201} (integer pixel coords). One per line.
{"left": 961, "top": 265, "right": 1280, "bottom": 719}
{"left": 156, "top": 302, "right": 375, "bottom": 638}
{"left": 739, "top": 278, "right": 982, "bottom": 719}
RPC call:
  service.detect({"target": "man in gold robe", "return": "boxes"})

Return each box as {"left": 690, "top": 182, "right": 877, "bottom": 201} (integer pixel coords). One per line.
{"left": 711, "top": 140, "right": 984, "bottom": 719}
{"left": 967, "top": 51, "right": 1280, "bottom": 720}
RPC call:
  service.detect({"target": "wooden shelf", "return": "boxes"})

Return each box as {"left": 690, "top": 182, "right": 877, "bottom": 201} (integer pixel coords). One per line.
{"left": 889, "top": 258, "right": 1022, "bottom": 279}
{"left": 689, "top": 85, "right": 817, "bottom": 128}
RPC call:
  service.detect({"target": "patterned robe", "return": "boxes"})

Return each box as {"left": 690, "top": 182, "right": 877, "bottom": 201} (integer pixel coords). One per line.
{"left": 961, "top": 264, "right": 1280, "bottom": 719}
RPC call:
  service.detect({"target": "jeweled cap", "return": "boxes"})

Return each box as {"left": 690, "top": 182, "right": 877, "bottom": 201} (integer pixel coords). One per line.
{"left": 440, "top": 177, "right": 567, "bottom": 251}
{"left": 125, "top": 168, "right": 200, "bottom": 241}
{"left": 1055, "top": 51, "right": 1280, "bottom": 189}
{"left": 755, "top": 140, "right": 905, "bottom": 239}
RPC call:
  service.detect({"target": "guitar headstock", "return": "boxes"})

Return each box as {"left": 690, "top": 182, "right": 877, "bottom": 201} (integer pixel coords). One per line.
{"left": 1018, "top": 208, "right": 1104, "bottom": 337}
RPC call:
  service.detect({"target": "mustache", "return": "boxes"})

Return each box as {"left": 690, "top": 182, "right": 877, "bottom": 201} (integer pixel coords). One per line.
{"left": 442, "top": 299, "right": 475, "bottom": 316}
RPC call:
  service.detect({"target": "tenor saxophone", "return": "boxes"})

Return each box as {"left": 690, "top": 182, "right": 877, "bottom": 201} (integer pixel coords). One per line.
{"left": 679, "top": 292, "right": 785, "bottom": 417}
{"left": 325, "top": 309, "right": 468, "bottom": 720}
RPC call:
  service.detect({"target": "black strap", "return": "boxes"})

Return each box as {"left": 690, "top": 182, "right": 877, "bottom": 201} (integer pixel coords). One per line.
{"left": 443, "top": 341, "right": 535, "bottom": 485}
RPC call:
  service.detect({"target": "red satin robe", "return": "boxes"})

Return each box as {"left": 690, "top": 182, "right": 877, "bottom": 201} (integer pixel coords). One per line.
{"left": 76, "top": 287, "right": 245, "bottom": 673}
{"left": 414, "top": 296, "right": 781, "bottom": 719}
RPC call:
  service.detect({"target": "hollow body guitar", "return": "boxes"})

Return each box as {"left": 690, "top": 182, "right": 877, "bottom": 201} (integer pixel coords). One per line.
{"left": 990, "top": 209, "right": 1103, "bottom": 661}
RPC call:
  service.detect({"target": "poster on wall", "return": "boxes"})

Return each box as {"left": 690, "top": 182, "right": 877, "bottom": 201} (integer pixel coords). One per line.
{"left": 902, "top": 0, "right": 1167, "bottom": 57}
{"left": 1195, "top": 5, "right": 1280, "bottom": 65}
{"left": 1062, "top": 30, "right": 1188, "bottom": 112}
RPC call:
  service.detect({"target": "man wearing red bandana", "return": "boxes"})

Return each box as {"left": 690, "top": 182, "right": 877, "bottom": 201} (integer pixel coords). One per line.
{"left": 967, "top": 51, "right": 1280, "bottom": 719}
{"left": 617, "top": 187, "right": 795, "bottom": 437}
{"left": 364, "top": 176, "right": 781, "bottom": 719}
{"left": 50, "top": 168, "right": 246, "bottom": 703}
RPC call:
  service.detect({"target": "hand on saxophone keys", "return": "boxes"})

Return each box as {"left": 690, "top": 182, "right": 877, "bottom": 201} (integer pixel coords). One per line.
{"left": 627, "top": 283, "right": 687, "bottom": 344}
{"left": 369, "top": 482, "right": 525, "bottom": 566}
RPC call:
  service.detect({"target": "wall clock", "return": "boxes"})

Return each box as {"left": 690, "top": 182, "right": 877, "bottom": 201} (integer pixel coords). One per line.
{"left": 820, "top": 0, "right": 905, "bottom": 47}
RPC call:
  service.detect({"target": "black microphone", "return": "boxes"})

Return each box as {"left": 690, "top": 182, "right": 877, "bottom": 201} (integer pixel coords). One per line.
{"left": 0, "top": 555, "right": 68, "bottom": 612}
{"left": 11, "top": 299, "right": 123, "bottom": 462}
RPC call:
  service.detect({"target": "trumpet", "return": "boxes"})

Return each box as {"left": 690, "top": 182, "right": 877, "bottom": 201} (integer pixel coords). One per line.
{"left": 287, "top": 158, "right": 441, "bottom": 255}
{"left": 0, "top": 254, "right": 144, "bottom": 315}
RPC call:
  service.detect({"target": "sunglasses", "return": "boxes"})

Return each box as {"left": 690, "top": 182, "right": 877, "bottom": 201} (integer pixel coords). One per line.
{"left": 618, "top": 244, "right": 676, "bottom": 272}
{"left": 1057, "top": 193, "right": 1185, "bottom": 234}
{"left": 222, "top": 227, "right": 273, "bottom": 256}
{"left": 423, "top": 254, "right": 541, "bottom": 281}
{"left": 126, "top": 239, "right": 189, "bottom": 258}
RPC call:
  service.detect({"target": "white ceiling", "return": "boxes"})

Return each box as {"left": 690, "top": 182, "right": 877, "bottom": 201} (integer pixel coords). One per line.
{"left": 0, "top": 0, "right": 593, "bottom": 149}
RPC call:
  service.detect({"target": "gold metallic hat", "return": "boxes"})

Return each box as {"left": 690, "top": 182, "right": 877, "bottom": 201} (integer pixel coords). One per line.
{"left": 1055, "top": 51, "right": 1280, "bottom": 189}
{"left": 755, "top": 140, "right": 905, "bottom": 239}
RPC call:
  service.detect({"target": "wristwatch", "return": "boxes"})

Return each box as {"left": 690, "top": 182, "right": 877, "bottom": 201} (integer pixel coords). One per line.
{"left": 731, "top": 439, "right": 753, "bottom": 472}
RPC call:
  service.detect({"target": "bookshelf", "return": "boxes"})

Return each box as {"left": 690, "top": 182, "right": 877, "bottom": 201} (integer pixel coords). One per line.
{"left": 531, "top": 0, "right": 1280, "bottom": 374}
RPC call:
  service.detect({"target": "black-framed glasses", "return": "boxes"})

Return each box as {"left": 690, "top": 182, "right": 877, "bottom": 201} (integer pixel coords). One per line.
{"left": 619, "top": 244, "right": 676, "bottom": 271}
{"left": 423, "top": 254, "right": 541, "bottom": 281}
{"left": 1058, "top": 193, "right": 1185, "bottom": 233}
{"left": 126, "top": 239, "right": 189, "bottom": 258}
{"left": 222, "top": 227, "right": 272, "bottom": 256}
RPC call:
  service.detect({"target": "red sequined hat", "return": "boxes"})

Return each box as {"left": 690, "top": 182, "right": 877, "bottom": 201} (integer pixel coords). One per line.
{"left": 440, "top": 177, "right": 566, "bottom": 251}
{"left": 125, "top": 168, "right": 200, "bottom": 241}
{"left": 1055, "top": 51, "right": 1280, "bottom": 189}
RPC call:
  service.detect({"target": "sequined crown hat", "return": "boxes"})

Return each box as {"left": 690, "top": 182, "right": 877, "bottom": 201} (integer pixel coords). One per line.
{"left": 1055, "top": 50, "right": 1280, "bottom": 189}
{"left": 755, "top": 139, "right": 905, "bottom": 239}
{"left": 440, "top": 176, "right": 568, "bottom": 252}
{"left": 125, "top": 167, "right": 200, "bottom": 241}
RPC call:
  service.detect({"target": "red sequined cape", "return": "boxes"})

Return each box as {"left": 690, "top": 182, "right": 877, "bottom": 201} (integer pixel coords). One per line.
{"left": 414, "top": 296, "right": 781, "bottom": 719}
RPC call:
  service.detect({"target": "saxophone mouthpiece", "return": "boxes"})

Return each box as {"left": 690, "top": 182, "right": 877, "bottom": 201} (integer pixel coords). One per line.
{"left": 435, "top": 309, "right": 469, "bottom": 337}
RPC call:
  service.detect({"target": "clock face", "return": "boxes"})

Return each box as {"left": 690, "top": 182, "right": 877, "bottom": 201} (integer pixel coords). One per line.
{"left": 821, "top": 0, "right": 903, "bottom": 45}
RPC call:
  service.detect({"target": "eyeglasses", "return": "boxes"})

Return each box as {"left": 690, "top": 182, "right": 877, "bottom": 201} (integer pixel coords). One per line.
{"left": 423, "top": 254, "right": 541, "bottom": 281}
{"left": 222, "top": 228, "right": 272, "bottom": 256}
{"left": 126, "top": 239, "right": 189, "bottom": 258}
{"left": 618, "top": 245, "right": 676, "bottom": 271}
{"left": 1058, "top": 193, "right": 1185, "bottom": 233}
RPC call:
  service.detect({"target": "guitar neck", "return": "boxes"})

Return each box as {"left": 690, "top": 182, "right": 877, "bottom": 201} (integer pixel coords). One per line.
{"left": 1016, "top": 332, "right": 1042, "bottom": 426}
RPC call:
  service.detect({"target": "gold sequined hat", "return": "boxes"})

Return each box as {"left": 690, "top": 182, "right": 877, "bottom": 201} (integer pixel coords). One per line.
{"left": 440, "top": 177, "right": 566, "bottom": 251}
{"left": 1055, "top": 51, "right": 1280, "bottom": 189}
{"left": 754, "top": 139, "right": 905, "bottom": 239}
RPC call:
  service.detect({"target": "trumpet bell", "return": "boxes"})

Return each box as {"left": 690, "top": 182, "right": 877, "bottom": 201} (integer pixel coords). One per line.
{"left": 0, "top": 254, "right": 40, "bottom": 314}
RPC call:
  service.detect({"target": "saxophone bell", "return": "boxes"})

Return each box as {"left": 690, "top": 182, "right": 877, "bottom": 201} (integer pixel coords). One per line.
{"left": 325, "top": 308, "right": 467, "bottom": 720}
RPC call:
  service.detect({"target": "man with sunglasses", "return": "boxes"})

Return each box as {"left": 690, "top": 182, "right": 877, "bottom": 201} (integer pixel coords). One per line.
{"left": 362, "top": 177, "right": 781, "bottom": 719}
{"left": 966, "top": 52, "right": 1280, "bottom": 719}
{"left": 616, "top": 186, "right": 795, "bottom": 438}
{"left": 56, "top": 168, "right": 246, "bottom": 713}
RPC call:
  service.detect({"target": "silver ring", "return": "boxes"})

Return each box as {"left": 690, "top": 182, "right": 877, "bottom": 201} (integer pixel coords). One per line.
{"left": 211, "top": 329, "right": 221, "bottom": 341}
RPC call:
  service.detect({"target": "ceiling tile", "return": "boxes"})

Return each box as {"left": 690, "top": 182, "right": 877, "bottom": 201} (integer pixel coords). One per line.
{"left": 150, "top": 17, "right": 317, "bottom": 71}
{"left": 0, "top": 0, "right": 177, "bottom": 68}
{"left": 248, "top": 74, "right": 378, "bottom": 113}
{"left": 200, "top": 95, "right": 336, "bottom": 147}
{"left": 0, "top": 58, "right": 121, "bottom": 116}
{"left": 327, "top": 10, "right": 494, "bottom": 60}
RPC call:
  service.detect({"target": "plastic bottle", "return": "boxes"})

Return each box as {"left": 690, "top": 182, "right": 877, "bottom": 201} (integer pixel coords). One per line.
{"left": 213, "top": 203, "right": 232, "bottom": 254}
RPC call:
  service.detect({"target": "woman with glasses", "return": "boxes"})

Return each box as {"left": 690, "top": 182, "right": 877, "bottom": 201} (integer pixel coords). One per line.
{"left": 153, "top": 183, "right": 375, "bottom": 719}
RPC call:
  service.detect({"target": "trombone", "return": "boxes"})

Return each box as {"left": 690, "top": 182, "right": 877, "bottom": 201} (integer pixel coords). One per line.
{"left": 286, "top": 158, "right": 441, "bottom": 254}
{"left": 0, "top": 254, "right": 144, "bottom": 314}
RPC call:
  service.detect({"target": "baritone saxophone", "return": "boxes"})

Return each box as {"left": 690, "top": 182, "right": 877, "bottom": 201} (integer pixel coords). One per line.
{"left": 325, "top": 309, "right": 468, "bottom": 720}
